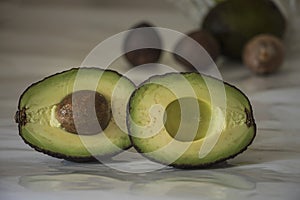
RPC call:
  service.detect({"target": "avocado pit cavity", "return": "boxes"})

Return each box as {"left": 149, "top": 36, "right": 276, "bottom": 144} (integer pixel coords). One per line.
{"left": 55, "top": 90, "right": 111, "bottom": 135}
{"left": 164, "top": 97, "right": 211, "bottom": 142}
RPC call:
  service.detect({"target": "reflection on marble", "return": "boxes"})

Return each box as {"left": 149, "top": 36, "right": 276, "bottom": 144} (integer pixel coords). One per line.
{"left": 7, "top": 157, "right": 300, "bottom": 199}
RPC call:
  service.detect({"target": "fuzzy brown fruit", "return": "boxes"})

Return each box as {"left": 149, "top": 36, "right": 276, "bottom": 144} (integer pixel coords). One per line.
{"left": 123, "top": 22, "right": 162, "bottom": 66}
{"left": 243, "top": 34, "right": 285, "bottom": 75}
{"left": 174, "top": 30, "right": 220, "bottom": 70}
{"left": 55, "top": 90, "right": 111, "bottom": 135}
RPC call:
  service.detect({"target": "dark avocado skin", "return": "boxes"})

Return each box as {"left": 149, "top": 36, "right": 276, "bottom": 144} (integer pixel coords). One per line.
{"left": 19, "top": 134, "right": 97, "bottom": 162}
{"left": 18, "top": 131, "right": 132, "bottom": 162}
{"left": 127, "top": 72, "right": 256, "bottom": 169}
{"left": 202, "top": 0, "right": 286, "bottom": 59}
{"left": 15, "top": 67, "right": 134, "bottom": 162}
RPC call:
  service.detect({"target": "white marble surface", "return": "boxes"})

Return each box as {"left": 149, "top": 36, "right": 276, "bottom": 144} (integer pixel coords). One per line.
{"left": 0, "top": 1, "right": 300, "bottom": 200}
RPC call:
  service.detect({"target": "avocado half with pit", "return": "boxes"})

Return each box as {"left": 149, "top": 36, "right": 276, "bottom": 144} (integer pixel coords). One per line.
{"left": 127, "top": 73, "right": 256, "bottom": 168}
{"left": 15, "top": 68, "right": 135, "bottom": 162}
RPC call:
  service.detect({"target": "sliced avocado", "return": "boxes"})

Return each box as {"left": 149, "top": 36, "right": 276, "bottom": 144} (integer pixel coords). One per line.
{"left": 15, "top": 68, "right": 135, "bottom": 162}
{"left": 202, "top": 0, "right": 286, "bottom": 59}
{"left": 128, "top": 73, "right": 256, "bottom": 168}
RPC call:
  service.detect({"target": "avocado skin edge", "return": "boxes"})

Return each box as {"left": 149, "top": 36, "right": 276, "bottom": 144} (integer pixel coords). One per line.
{"left": 127, "top": 72, "right": 257, "bottom": 169}
{"left": 16, "top": 67, "right": 135, "bottom": 162}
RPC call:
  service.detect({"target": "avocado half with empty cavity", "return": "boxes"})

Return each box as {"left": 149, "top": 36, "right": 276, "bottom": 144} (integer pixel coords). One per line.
{"left": 15, "top": 68, "right": 135, "bottom": 162}
{"left": 127, "top": 73, "right": 256, "bottom": 168}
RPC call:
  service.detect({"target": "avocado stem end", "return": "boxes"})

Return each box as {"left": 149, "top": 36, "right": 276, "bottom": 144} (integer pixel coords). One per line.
{"left": 15, "top": 108, "right": 27, "bottom": 126}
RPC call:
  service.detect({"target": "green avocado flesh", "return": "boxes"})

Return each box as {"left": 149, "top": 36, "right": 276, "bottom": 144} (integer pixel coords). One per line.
{"left": 15, "top": 68, "right": 135, "bottom": 161}
{"left": 128, "top": 73, "right": 256, "bottom": 168}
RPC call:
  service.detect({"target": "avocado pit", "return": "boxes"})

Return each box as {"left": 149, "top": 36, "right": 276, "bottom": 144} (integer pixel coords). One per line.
{"left": 243, "top": 34, "right": 284, "bottom": 75}
{"left": 55, "top": 90, "right": 111, "bottom": 135}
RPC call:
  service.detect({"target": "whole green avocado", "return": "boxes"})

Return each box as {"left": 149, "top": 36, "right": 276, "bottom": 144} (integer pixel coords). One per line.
{"left": 202, "top": 0, "right": 286, "bottom": 59}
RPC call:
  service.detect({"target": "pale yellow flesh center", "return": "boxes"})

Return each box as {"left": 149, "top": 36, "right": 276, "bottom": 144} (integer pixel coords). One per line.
{"left": 163, "top": 97, "right": 212, "bottom": 142}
